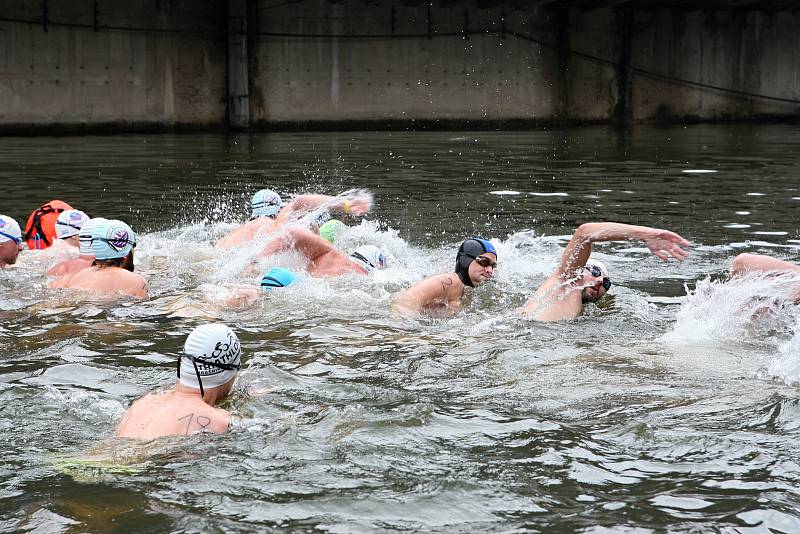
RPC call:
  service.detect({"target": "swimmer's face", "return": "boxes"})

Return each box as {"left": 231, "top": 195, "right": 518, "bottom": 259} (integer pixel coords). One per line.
{"left": 580, "top": 269, "right": 608, "bottom": 303}
{"left": 62, "top": 235, "right": 80, "bottom": 248}
{"left": 0, "top": 239, "right": 22, "bottom": 266}
{"left": 468, "top": 253, "right": 496, "bottom": 286}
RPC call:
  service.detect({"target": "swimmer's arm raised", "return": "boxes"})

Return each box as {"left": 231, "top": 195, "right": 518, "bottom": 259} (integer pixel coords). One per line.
{"left": 558, "top": 222, "right": 689, "bottom": 278}
{"left": 731, "top": 253, "right": 800, "bottom": 277}
{"left": 260, "top": 228, "right": 333, "bottom": 261}
{"left": 288, "top": 193, "right": 372, "bottom": 217}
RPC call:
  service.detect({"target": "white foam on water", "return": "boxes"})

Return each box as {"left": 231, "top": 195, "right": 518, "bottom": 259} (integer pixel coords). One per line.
{"left": 490, "top": 191, "right": 521, "bottom": 196}
{"left": 530, "top": 192, "right": 568, "bottom": 197}
{"left": 682, "top": 169, "right": 717, "bottom": 174}
{"left": 665, "top": 273, "right": 800, "bottom": 346}
{"left": 770, "top": 323, "right": 800, "bottom": 385}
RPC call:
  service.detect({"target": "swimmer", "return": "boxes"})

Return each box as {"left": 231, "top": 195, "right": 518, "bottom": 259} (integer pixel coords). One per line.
{"left": 0, "top": 215, "right": 24, "bottom": 268}
{"left": 519, "top": 222, "right": 689, "bottom": 322}
{"left": 257, "top": 227, "right": 386, "bottom": 277}
{"left": 393, "top": 238, "right": 497, "bottom": 317}
{"left": 216, "top": 189, "right": 372, "bottom": 249}
{"left": 54, "top": 209, "right": 90, "bottom": 248}
{"left": 261, "top": 266, "right": 299, "bottom": 289}
{"left": 50, "top": 219, "right": 148, "bottom": 298}
{"left": 730, "top": 253, "right": 800, "bottom": 302}
{"left": 116, "top": 324, "right": 243, "bottom": 439}
{"left": 318, "top": 219, "right": 346, "bottom": 243}
{"left": 48, "top": 217, "right": 105, "bottom": 278}
{"left": 730, "top": 253, "right": 800, "bottom": 279}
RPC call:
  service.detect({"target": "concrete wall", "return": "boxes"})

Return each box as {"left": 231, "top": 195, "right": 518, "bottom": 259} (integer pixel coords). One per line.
{"left": 0, "top": 0, "right": 797, "bottom": 132}
{"left": 0, "top": 0, "right": 227, "bottom": 130}
{"left": 630, "top": 9, "right": 800, "bottom": 120}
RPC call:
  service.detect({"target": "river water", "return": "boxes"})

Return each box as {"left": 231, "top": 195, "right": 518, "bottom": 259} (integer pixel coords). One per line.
{"left": 1, "top": 125, "right": 799, "bottom": 532}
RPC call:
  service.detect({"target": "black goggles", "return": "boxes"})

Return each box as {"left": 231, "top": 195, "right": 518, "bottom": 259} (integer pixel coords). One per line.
{"left": 586, "top": 265, "right": 612, "bottom": 291}
{"left": 95, "top": 237, "right": 137, "bottom": 252}
{"left": 465, "top": 253, "right": 497, "bottom": 268}
{"left": 56, "top": 222, "right": 83, "bottom": 232}
{"left": 177, "top": 353, "right": 241, "bottom": 397}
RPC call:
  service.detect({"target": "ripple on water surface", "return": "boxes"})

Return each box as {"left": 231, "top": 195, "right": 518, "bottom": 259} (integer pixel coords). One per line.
{"left": 2, "top": 127, "right": 800, "bottom": 531}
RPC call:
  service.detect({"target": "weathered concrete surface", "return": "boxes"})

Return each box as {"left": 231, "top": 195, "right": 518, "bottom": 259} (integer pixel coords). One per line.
{"left": 0, "top": 0, "right": 797, "bottom": 133}
{"left": 630, "top": 9, "right": 800, "bottom": 121}
{"left": 0, "top": 0, "right": 227, "bottom": 131}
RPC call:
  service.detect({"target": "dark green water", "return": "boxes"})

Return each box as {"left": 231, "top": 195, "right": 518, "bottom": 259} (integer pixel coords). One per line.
{"left": 1, "top": 125, "right": 799, "bottom": 532}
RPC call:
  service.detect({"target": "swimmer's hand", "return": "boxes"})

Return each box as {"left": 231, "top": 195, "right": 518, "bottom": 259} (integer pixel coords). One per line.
{"left": 345, "top": 193, "right": 373, "bottom": 216}
{"left": 642, "top": 229, "right": 690, "bottom": 261}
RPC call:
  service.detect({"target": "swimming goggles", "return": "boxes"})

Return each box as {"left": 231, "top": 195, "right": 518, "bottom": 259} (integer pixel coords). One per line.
{"left": 177, "top": 353, "right": 241, "bottom": 397}
{"left": 464, "top": 253, "right": 497, "bottom": 268}
{"left": 56, "top": 221, "right": 83, "bottom": 232}
{"left": 585, "top": 265, "right": 612, "bottom": 291}
{"left": 351, "top": 251, "right": 385, "bottom": 269}
{"left": 95, "top": 237, "right": 137, "bottom": 252}
{"left": 0, "top": 231, "right": 21, "bottom": 245}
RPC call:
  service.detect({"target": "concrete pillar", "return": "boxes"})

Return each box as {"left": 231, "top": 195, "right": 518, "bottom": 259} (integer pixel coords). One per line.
{"left": 227, "top": 0, "right": 249, "bottom": 129}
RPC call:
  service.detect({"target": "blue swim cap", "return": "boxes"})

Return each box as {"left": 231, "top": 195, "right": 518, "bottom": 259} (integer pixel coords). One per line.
{"left": 251, "top": 189, "right": 283, "bottom": 218}
{"left": 261, "top": 267, "right": 298, "bottom": 290}
{"left": 91, "top": 219, "right": 137, "bottom": 260}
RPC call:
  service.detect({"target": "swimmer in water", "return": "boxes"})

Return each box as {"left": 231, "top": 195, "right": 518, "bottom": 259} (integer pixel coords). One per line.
{"left": 393, "top": 238, "right": 497, "bottom": 318}
{"left": 53, "top": 209, "right": 90, "bottom": 249}
{"left": 255, "top": 227, "right": 387, "bottom": 277}
{"left": 0, "top": 215, "right": 24, "bottom": 269}
{"left": 519, "top": 222, "right": 689, "bottom": 321}
{"left": 730, "top": 253, "right": 800, "bottom": 303}
{"left": 216, "top": 189, "right": 372, "bottom": 249}
{"left": 50, "top": 219, "right": 148, "bottom": 298}
{"left": 47, "top": 214, "right": 98, "bottom": 278}
{"left": 116, "top": 324, "right": 243, "bottom": 439}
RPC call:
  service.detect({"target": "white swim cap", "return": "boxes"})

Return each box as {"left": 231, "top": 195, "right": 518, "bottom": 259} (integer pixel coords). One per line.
{"left": 251, "top": 189, "right": 283, "bottom": 218}
{"left": 78, "top": 217, "right": 106, "bottom": 255}
{"left": 586, "top": 259, "right": 610, "bottom": 279}
{"left": 0, "top": 215, "right": 22, "bottom": 244}
{"left": 350, "top": 244, "right": 387, "bottom": 274}
{"left": 178, "top": 324, "right": 242, "bottom": 394}
{"left": 55, "top": 209, "right": 90, "bottom": 239}
{"left": 91, "top": 219, "right": 137, "bottom": 260}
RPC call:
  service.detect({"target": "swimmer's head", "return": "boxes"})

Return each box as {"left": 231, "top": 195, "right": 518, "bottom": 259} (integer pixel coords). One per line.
{"left": 78, "top": 217, "right": 106, "bottom": 256}
{"left": 251, "top": 189, "right": 283, "bottom": 219}
{"left": 319, "top": 219, "right": 346, "bottom": 243}
{"left": 350, "top": 244, "right": 387, "bottom": 274}
{"left": 261, "top": 267, "right": 298, "bottom": 290}
{"left": 55, "top": 209, "right": 90, "bottom": 245}
{"left": 0, "top": 215, "right": 23, "bottom": 266}
{"left": 581, "top": 259, "right": 611, "bottom": 303}
{"left": 91, "top": 219, "right": 137, "bottom": 264}
{"left": 455, "top": 238, "right": 497, "bottom": 287}
{"left": 178, "top": 323, "right": 242, "bottom": 398}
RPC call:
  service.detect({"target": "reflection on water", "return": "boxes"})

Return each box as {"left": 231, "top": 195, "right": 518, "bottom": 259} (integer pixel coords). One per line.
{"left": 1, "top": 125, "right": 800, "bottom": 531}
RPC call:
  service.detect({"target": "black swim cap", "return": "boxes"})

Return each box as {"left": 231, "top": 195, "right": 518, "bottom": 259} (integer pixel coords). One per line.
{"left": 454, "top": 238, "right": 497, "bottom": 287}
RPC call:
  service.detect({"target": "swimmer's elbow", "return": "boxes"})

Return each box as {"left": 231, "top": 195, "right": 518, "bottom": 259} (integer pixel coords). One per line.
{"left": 731, "top": 253, "right": 755, "bottom": 277}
